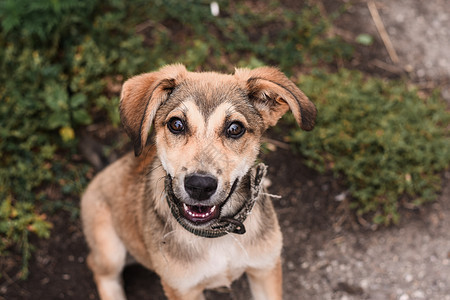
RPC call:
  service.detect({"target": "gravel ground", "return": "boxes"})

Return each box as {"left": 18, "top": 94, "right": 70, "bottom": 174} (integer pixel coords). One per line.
{"left": 281, "top": 175, "right": 450, "bottom": 300}
{"left": 377, "top": 0, "right": 450, "bottom": 101}
{"left": 340, "top": 0, "right": 450, "bottom": 102}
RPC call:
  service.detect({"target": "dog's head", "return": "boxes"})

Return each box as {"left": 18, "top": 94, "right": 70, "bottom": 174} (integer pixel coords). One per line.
{"left": 120, "top": 64, "right": 316, "bottom": 232}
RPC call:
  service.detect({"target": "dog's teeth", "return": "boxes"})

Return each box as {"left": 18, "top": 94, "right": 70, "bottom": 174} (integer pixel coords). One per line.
{"left": 182, "top": 204, "right": 217, "bottom": 219}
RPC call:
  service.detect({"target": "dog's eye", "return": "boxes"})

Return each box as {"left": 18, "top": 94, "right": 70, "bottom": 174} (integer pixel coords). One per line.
{"left": 168, "top": 117, "right": 185, "bottom": 134}
{"left": 226, "top": 122, "right": 246, "bottom": 139}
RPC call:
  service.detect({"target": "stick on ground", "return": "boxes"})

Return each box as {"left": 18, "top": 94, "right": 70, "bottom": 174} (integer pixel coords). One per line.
{"left": 367, "top": 0, "right": 400, "bottom": 64}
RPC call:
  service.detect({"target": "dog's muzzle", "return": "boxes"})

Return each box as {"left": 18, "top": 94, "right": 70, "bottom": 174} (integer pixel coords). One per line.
{"left": 164, "top": 163, "right": 268, "bottom": 238}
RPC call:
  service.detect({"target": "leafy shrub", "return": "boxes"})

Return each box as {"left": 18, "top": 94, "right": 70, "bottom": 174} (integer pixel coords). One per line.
{"left": 0, "top": 0, "right": 154, "bottom": 275}
{"left": 149, "top": 0, "right": 352, "bottom": 73}
{"left": 289, "top": 70, "right": 450, "bottom": 225}
{"left": 0, "top": 198, "right": 51, "bottom": 278}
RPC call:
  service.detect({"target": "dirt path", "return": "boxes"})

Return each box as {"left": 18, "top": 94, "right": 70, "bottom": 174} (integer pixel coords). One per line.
{"left": 375, "top": 0, "right": 450, "bottom": 101}
{"left": 330, "top": 0, "right": 450, "bottom": 102}
{"left": 266, "top": 151, "right": 450, "bottom": 300}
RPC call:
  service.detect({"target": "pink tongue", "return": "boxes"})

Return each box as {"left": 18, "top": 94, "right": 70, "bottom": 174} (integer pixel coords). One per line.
{"left": 194, "top": 206, "right": 209, "bottom": 213}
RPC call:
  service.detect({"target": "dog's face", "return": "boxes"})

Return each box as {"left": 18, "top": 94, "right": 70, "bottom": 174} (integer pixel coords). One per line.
{"left": 153, "top": 76, "right": 265, "bottom": 224}
{"left": 119, "top": 64, "right": 316, "bottom": 230}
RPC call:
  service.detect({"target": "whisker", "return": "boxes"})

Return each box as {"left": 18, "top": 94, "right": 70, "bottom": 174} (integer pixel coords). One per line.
{"left": 160, "top": 213, "right": 180, "bottom": 265}
{"left": 226, "top": 232, "right": 249, "bottom": 259}
{"left": 144, "top": 162, "right": 163, "bottom": 177}
{"left": 157, "top": 175, "right": 166, "bottom": 183}
{"left": 186, "top": 233, "right": 201, "bottom": 247}
{"left": 260, "top": 192, "right": 281, "bottom": 199}
{"left": 163, "top": 229, "right": 177, "bottom": 240}
{"left": 234, "top": 191, "right": 249, "bottom": 202}
{"left": 155, "top": 176, "right": 167, "bottom": 201}
{"left": 158, "top": 192, "right": 167, "bottom": 206}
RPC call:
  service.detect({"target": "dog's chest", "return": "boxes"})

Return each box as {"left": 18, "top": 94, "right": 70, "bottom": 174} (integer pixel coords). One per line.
{"left": 160, "top": 235, "right": 264, "bottom": 292}
{"left": 198, "top": 241, "right": 248, "bottom": 289}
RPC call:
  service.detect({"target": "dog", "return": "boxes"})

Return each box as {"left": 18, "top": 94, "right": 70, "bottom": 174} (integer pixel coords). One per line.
{"left": 81, "top": 64, "right": 316, "bottom": 300}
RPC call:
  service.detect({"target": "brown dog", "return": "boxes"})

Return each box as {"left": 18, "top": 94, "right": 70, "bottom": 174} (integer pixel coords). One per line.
{"left": 81, "top": 64, "right": 316, "bottom": 300}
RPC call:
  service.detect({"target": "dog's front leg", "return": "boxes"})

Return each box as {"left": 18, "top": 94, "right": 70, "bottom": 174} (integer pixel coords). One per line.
{"left": 246, "top": 258, "right": 283, "bottom": 300}
{"left": 161, "top": 281, "right": 205, "bottom": 300}
{"left": 82, "top": 194, "right": 127, "bottom": 300}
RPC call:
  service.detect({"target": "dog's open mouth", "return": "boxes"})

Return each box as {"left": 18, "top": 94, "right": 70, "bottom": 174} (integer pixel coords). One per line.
{"left": 165, "top": 177, "right": 239, "bottom": 227}
{"left": 181, "top": 203, "right": 219, "bottom": 224}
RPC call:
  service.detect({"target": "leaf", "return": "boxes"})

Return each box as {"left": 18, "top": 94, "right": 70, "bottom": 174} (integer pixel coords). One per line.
{"left": 47, "top": 112, "right": 69, "bottom": 129}
{"left": 355, "top": 34, "right": 374, "bottom": 46}
{"left": 0, "top": 197, "right": 12, "bottom": 219}
{"left": 59, "top": 126, "right": 75, "bottom": 142}
{"left": 73, "top": 109, "right": 92, "bottom": 125}
{"left": 70, "top": 93, "right": 87, "bottom": 108}
{"left": 44, "top": 85, "right": 69, "bottom": 112}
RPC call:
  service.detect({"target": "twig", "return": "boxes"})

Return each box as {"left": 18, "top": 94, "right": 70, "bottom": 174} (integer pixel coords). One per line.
{"left": 416, "top": 83, "right": 437, "bottom": 90}
{"left": 262, "top": 137, "right": 290, "bottom": 150}
{"left": 367, "top": 0, "right": 400, "bottom": 64}
{"left": 371, "top": 59, "right": 404, "bottom": 74}
{"left": 135, "top": 20, "right": 155, "bottom": 33}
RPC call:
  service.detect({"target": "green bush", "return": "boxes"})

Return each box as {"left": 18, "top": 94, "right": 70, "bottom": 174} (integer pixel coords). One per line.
{"left": 289, "top": 70, "right": 450, "bottom": 225}
{"left": 0, "top": 198, "right": 51, "bottom": 278}
{"left": 146, "top": 0, "right": 352, "bottom": 72}
{"left": 0, "top": 0, "right": 154, "bottom": 276}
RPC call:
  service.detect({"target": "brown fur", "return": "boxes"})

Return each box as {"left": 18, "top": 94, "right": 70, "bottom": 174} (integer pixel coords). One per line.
{"left": 81, "top": 64, "right": 316, "bottom": 300}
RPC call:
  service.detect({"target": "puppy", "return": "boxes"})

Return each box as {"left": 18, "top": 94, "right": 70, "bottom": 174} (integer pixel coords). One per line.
{"left": 81, "top": 64, "right": 316, "bottom": 300}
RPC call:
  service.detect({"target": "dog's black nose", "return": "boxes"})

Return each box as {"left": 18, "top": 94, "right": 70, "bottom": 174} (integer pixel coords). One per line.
{"left": 184, "top": 174, "right": 218, "bottom": 201}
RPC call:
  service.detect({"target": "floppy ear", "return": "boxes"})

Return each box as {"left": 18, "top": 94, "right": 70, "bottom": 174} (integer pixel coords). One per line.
{"left": 234, "top": 67, "right": 317, "bottom": 130}
{"left": 120, "top": 64, "right": 188, "bottom": 156}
